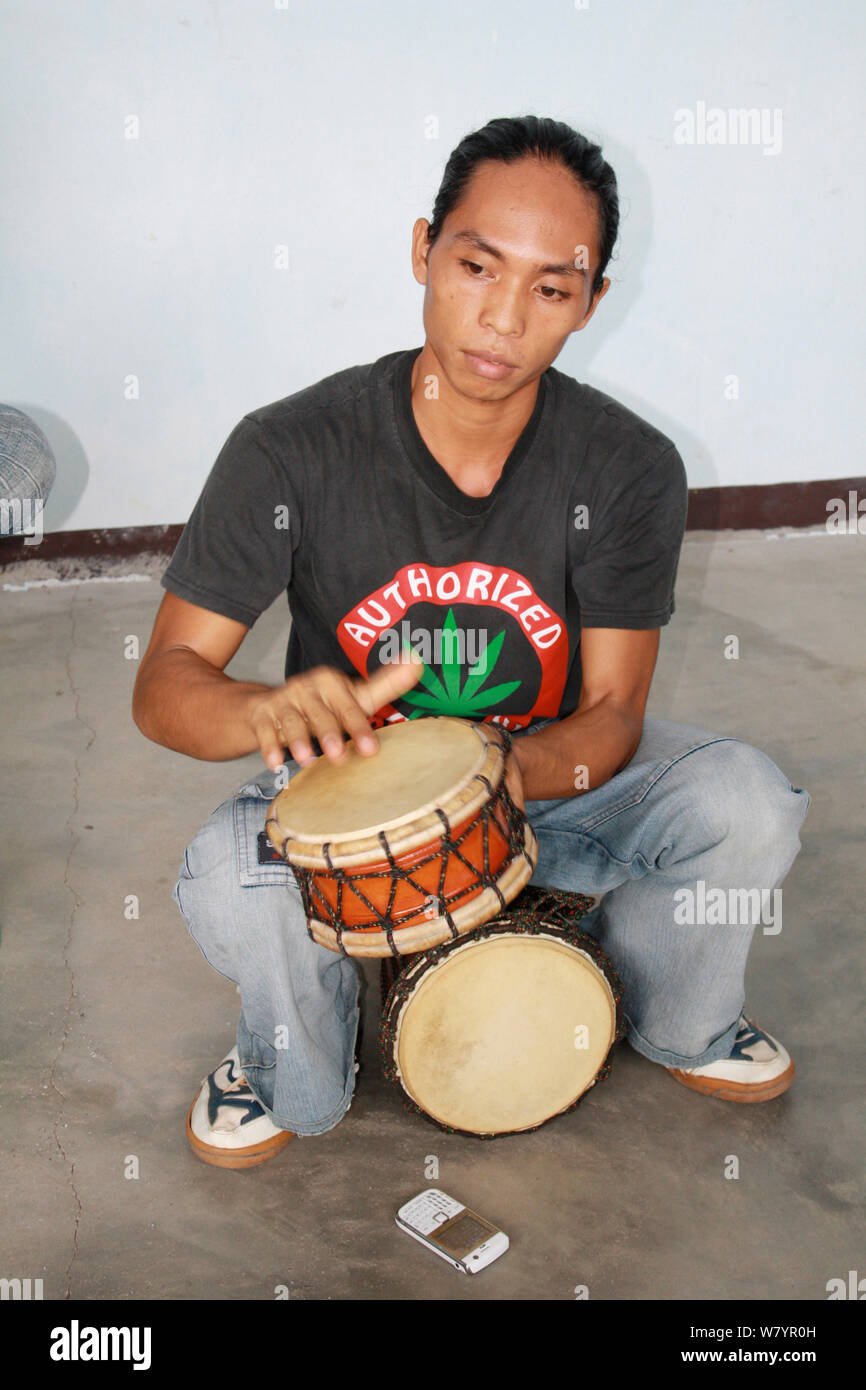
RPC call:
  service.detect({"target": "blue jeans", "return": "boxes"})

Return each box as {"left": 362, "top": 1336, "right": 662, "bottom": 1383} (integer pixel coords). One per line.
{"left": 173, "top": 718, "right": 811, "bottom": 1135}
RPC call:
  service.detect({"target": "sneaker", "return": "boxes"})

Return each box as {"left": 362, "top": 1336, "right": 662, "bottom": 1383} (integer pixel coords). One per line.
{"left": 186, "top": 1046, "right": 294, "bottom": 1168}
{"left": 666, "top": 1014, "right": 795, "bottom": 1103}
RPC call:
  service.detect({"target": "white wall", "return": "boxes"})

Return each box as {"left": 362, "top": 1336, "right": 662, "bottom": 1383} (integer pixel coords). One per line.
{"left": 2, "top": 0, "right": 863, "bottom": 533}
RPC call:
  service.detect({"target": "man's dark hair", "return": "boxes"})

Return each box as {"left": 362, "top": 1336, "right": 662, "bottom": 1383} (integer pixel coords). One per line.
{"left": 426, "top": 115, "right": 619, "bottom": 296}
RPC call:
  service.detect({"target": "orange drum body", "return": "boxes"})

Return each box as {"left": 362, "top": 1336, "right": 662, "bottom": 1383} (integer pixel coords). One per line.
{"left": 265, "top": 717, "right": 537, "bottom": 957}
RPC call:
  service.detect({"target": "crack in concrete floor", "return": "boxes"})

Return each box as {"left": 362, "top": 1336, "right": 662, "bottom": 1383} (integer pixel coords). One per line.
{"left": 47, "top": 593, "right": 96, "bottom": 1298}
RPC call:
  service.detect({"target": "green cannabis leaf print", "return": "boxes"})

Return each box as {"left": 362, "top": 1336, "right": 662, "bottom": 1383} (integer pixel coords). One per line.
{"left": 398, "top": 607, "right": 521, "bottom": 718}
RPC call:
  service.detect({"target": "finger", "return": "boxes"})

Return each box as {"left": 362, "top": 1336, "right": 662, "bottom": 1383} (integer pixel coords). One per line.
{"left": 354, "top": 651, "right": 425, "bottom": 719}
{"left": 262, "top": 705, "right": 318, "bottom": 767}
{"left": 286, "top": 736, "right": 317, "bottom": 767}
{"left": 324, "top": 691, "right": 387, "bottom": 756}
{"left": 250, "top": 708, "right": 296, "bottom": 771}
{"left": 290, "top": 693, "right": 354, "bottom": 761}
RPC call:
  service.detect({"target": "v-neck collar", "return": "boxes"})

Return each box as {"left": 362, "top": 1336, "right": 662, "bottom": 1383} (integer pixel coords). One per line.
{"left": 390, "top": 346, "right": 550, "bottom": 517}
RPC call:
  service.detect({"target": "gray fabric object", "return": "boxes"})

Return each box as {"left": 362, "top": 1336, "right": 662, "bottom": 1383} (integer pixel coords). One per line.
{"left": 0, "top": 405, "right": 56, "bottom": 536}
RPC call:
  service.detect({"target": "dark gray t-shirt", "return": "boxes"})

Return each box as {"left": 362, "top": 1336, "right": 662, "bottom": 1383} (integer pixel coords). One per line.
{"left": 163, "top": 346, "right": 688, "bottom": 732}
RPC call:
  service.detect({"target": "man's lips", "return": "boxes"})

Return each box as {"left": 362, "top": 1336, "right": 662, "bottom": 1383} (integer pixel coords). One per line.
{"left": 462, "top": 350, "right": 518, "bottom": 378}
{"left": 465, "top": 349, "right": 517, "bottom": 366}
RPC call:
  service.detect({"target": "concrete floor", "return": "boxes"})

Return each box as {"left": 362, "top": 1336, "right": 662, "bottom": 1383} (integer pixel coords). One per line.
{"left": 1, "top": 527, "right": 863, "bottom": 1301}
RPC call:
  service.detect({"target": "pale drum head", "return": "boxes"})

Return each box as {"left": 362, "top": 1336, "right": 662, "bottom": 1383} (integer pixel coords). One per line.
{"left": 389, "top": 931, "right": 618, "bottom": 1136}
{"left": 265, "top": 716, "right": 538, "bottom": 956}
{"left": 268, "top": 717, "right": 488, "bottom": 864}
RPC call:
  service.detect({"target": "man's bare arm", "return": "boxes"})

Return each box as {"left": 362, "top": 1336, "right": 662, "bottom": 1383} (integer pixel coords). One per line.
{"left": 510, "top": 627, "right": 660, "bottom": 801}
{"left": 132, "top": 592, "right": 423, "bottom": 768}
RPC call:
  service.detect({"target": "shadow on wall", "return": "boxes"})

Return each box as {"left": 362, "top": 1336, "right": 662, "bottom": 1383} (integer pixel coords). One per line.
{"left": 5, "top": 404, "right": 90, "bottom": 533}
{"left": 551, "top": 134, "right": 718, "bottom": 723}
{"left": 559, "top": 133, "right": 717, "bottom": 495}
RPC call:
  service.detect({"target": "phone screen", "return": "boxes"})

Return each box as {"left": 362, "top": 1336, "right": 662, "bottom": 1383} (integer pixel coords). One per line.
{"left": 432, "top": 1211, "right": 493, "bottom": 1257}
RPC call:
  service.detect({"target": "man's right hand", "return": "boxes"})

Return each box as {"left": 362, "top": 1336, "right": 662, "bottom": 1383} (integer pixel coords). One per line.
{"left": 132, "top": 592, "right": 426, "bottom": 768}
{"left": 245, "top": 655, "right": 426, "bottom": 771}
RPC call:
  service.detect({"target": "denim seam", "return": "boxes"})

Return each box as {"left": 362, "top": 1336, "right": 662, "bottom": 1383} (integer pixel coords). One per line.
{"left": 242, "top": 987, "right": 362, "bottom": 1136}
{"left": 234, "top": 790, "right": 296, "bottom": 886}
{"left": 175, "top": 877, "right": 240, "bottom": 987}
{"left": 571, "top": 735, "right": 740, "bottom": 832}
{"left": 235, "top": 793, "right": 259, "bottom": 881}
{"left": 624, "top": 1012, "right": 742, "bottom": 1069}
{"left": 531, "top": 825, "right": 654, "bottom": 873}
{"left": 239, "top": 1023, "right": 279, "bottom": 1071}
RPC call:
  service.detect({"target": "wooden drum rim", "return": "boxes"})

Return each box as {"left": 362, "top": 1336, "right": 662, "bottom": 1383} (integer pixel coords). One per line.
{"left": 379, "top": 907, "right": 626, "bottom": 1139}
{"left": 265, "top": 718, "right": 504, "bottom": 869}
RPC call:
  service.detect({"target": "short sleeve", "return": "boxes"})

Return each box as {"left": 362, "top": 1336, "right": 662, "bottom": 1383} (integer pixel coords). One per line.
{"left": 162, "top": 415, "right": 300, "bottom": 627}
{"left": 572, "top": 443, "right": 688, "bottom": 628}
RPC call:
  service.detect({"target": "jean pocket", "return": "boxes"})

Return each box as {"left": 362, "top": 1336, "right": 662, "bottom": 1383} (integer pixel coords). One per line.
{"left": 234, "top": 782, "right": 299, "bottom": 888}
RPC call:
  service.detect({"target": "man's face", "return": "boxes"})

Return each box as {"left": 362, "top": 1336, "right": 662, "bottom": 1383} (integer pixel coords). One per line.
{"left": 411, "top": 155, "right": 610, "bottom": 400}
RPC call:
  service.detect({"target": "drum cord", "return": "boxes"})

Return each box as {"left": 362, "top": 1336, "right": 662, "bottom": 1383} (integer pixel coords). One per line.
{"left": 289, "top": 739, "right": 532, "bottom": 958}
{"left": 378, "top": 885, "right": 629, "bottom": 1140}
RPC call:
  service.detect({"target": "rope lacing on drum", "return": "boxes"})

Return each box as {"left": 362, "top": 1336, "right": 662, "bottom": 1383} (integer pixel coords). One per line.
{"left": 288, "top": 756, "right": 531, "bottom": 958}
{"left": 378, "top": 884, "right": 628, "bottom": 1137}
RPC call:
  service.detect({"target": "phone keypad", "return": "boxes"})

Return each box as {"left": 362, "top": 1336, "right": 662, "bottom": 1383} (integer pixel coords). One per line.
{"left": 401, "top": 1190, "right": 462, "bottom": 1235}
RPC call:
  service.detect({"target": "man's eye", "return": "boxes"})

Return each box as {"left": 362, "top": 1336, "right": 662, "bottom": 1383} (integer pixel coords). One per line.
{"left": 461, "top": 261, "right": 568, "bottom": 301}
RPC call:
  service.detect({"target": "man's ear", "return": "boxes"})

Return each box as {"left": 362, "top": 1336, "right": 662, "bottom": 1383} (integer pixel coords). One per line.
{"left": 575, "top": 276, "right": 610, "bottom": 331}
{"left": 411, "top": 218, "right": 433, "bottom": 286}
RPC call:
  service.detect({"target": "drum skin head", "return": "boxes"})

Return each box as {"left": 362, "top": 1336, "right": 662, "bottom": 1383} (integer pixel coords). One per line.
{"left": 272, "top": 717, "right": 485, "bottom": 840}
{"left": 266, "top": 716, "right": 538, "bottom": 954}
{"left": 393, "top": 934, "right": 617, "bottom": 1135}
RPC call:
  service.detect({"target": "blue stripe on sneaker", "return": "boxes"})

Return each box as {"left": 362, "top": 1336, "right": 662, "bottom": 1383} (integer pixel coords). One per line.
{"left": 206, "top": 1060, "right": 265, "bottom": 1128}
{"left": 730, "top": 1020, "right": 776, "bottom": 1060}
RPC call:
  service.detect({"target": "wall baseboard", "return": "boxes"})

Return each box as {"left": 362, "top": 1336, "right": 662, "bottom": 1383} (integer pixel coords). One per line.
{"left": 684, "top": 477, "right": 863, "bottom": 531}
{"left": 1, "top": 479, "right": 863, "bottom": 569}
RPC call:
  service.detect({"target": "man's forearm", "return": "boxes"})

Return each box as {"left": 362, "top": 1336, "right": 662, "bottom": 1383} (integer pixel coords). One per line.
{"left": 513, "top": 698, "right": 642, "bottom": 801}
{"left": 134, "top": 649, "right": 643, "bottom": 787}
{"left": 133, "top": 648, "right": 272, "bottom": 761}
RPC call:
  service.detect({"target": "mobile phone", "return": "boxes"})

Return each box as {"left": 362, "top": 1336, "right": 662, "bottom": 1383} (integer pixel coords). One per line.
{"left": 395, "top": 1188, "right": 509, "bottom": 1274}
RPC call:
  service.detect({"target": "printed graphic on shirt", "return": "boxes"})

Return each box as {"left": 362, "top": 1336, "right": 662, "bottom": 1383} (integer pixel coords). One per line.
{"left": 337, "top": 561, "right": 569, "bottom": 730}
